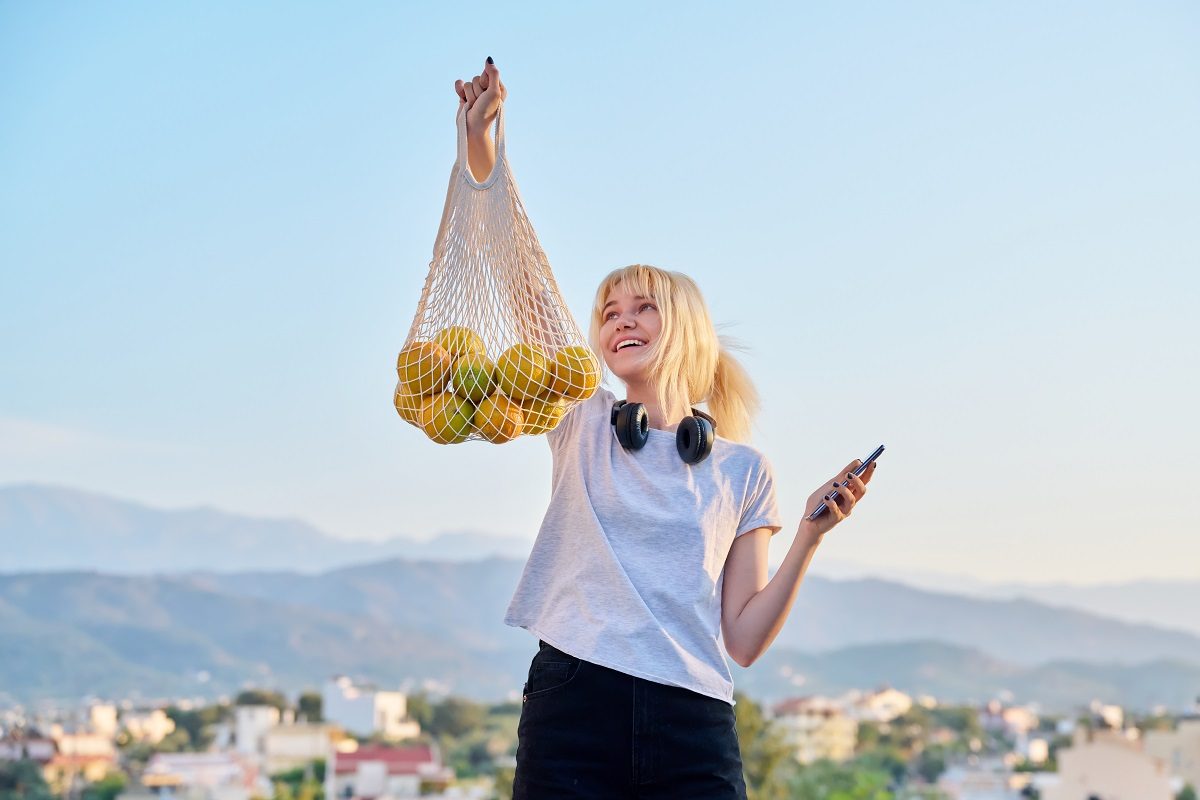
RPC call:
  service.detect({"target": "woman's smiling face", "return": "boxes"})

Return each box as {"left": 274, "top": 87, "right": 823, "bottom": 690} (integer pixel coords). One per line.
{"left": 599, "top": 284, "right": 661, "bottom": 383}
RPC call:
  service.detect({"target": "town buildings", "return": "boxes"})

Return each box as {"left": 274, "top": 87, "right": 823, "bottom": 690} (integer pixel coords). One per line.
{"left": 770, "top": 696, "right": 859, "bottom": 764}
{"left": 325, "top": 744, "right": 454, "bottom": 799}
{"left": 1144, "top": 717, "right": 1200, "bottom": 794}
{"left": 323, "top": 676, "right": 422, "bottom": 740}
{"left": 142, "top": 751, "right": 264, "bottom": 800}
{"left": 1041, "top": 725, "right": 1175, "bottom": 800}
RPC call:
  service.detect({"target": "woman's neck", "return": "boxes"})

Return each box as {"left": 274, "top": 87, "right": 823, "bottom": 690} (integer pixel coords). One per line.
{"left": 624, "top": 381, "right": 683, "bottom": 431}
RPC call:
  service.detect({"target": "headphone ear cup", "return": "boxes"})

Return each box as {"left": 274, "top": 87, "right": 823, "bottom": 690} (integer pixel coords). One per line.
{"left": 676, "top": 414, "right": 715, "bottom": 464}
{"left": 612, "top": 401, "right": 650, "bottom": 451}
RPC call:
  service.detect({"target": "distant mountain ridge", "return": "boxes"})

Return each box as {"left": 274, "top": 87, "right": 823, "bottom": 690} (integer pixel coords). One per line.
{"left": 3, "top": 564, "right": 1199, "bottom": 712}
{"left": 737, "top": 642, "right": 1200, "bottom": 712}
{"left": 192, "top": 559, "right": 1200, "bottom": 667}
{"left": 3, "top": 484, "right": 1198, "bottom": 711}
{"left": 0, "top": 484, "right": 532, "bottom": 573}
{"left": 5, "top": 484, "right": 1197, "bottom": 635}
{"left": 815, "top": 558, "right": 1200, "bottom": 637}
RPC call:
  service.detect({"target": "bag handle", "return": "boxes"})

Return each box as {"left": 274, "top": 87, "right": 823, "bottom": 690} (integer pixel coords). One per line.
{"left": 456, "top": 101, "right": 506, "bottom": 189}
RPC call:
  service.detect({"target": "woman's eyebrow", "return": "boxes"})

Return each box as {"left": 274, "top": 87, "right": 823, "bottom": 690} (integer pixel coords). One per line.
{"left": 602, "top": 295, "right": 649, "bottom": 312}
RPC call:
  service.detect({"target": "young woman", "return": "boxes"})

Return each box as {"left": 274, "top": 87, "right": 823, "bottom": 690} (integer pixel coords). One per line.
{"left": 453, "top": 59, "right": 879, "bottom": 799}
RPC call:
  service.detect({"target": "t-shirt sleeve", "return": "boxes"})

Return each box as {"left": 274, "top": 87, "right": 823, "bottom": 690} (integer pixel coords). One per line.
{"left": 737, "top": 456, "right": 783, "bottom": 537}
{"left": 546, "top": 387, "right": 612, "bottom": 452}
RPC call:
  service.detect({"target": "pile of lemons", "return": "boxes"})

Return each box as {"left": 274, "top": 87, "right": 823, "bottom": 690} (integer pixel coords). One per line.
{"left": 394, "top": 326, "right": 600, "bottom": 444}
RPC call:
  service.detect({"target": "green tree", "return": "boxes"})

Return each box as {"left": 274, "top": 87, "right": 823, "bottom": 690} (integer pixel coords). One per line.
{"left": 120, "top": 741, "right": 157, "bottom": 768}
{"left": 930, "top": 706, "right": 982, "bottom": 739}
{"left": 165, "top": 703, "right": 228, "bottom": 751}
{"left": 789, "top": 760, "right": 893, "bottom": 800}
{"left": 885, "top": 708, "right": 934, "bottom": 756}
{"left": 733, "top": 692, "right": 796, "bottom": 800}
{"left": 852, "top": 749, "right": 907, "bottom": 787}
{"left": 236, "top": 689, "right": 290, "bottom": 711}
{"left": 493, "top": 766, "right": 515, "bottom": 800}
{"left": 82, "top": 772, "right": 126, "bottom": 800}
{"left": 1136, "top": 713, "right": 1175, "bottom": 733}
{"left": 155, "top": 729, "right": 192, "bottom": 753}
{"left": 298, "top": 691, "right": 323, "bottom": 722}
{"left": 915, "top": 745, "right": 947, "bottom": 784}
{"left": 270, "top": 760, "right": 325, "bottom": 800}
{"left": 856, "top": 721, "right": 883, "bottom": 752}
{"left": 430, "top": 697, "right": 487, "bottom": 738}
{"left": 406, "top": 692, "right": 434, "bottom": 729}
{"left": 0, "top": 760, "right": 55, "bottom": 800}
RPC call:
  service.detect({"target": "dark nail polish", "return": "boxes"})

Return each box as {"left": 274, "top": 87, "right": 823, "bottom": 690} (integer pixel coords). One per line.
{"left": 486, "top": 56, "right": 494, "bottom": 65}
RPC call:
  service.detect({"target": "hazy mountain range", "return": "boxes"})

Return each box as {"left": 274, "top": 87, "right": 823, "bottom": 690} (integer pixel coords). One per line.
{"left": 3, "top": 483, "right": 1197, "bottom": 637}
{"left": 2, "top": 484, "right": 1198, "bottom": 711}
{"left": 0, "top": 483, "right": 534, "bottom": 572}
{"left": 3, "top": 562, "right": 1199, "bottom": 712}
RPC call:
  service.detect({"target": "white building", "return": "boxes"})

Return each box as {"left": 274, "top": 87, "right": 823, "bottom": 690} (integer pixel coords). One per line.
{"left": 770, "top": 696, "right": 858, "bottom": 764}
{"left": 142, "top": 752, "right": 264, "bottom": 800}
{"left": 325, "top": 744, "right": 453, "bottom": 799}
{"left": 263, "top": 723, "right": 341, "bottom": 776}
{"left": 54, "top": 731, "right": 115, "bottom": 759}
{"left": 1089, "top": 700, "right": 1125, "bottom": 730}
{"left": 88, "top": 704, "right": 118, "bottom": 739}
{"left": 34, "top": 731, "right": 115, "bottom": 794}
{"left": 235, "top": 705, "right": 280, "bottom": 757}
{"left": 121, "top": 709, "right": 176, "bottom": 744}
{"left": 322, "top": 677, "right": 420, "bottom": 739}
{"left": 0, "top": 737, "right": 57, "bottom": 762}
{"left": 1024, "top": 737, "right": 1049, "bottom": 765}
{"left": 981, "top": 701, "right": 1039, "bottom": 739}
{"left": 937, "top": 760, "right": 1022, "bottom": 800}
{"left": 1144, "top": 717, "right": 1200, "bottom": 792}
{"left": 843, "top": 687, "right": 912, "bottom": 723}
{"left": 1042, "top": 726, "right": 1173, "bottom": 800}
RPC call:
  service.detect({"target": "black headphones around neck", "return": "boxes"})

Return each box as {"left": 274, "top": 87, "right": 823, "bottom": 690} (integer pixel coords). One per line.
{"left": 610, "top": 401, "right": 717, "bottom": 465}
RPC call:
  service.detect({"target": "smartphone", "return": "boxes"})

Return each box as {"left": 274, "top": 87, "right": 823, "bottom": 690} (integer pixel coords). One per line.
{"left": 805, "top": 444, "right": 885, "bottom": 521}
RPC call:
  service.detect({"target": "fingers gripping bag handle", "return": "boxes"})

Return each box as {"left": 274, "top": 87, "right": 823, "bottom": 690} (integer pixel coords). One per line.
{"left": 456, "top": 99, "right": 506, "bottom": 188}
{"left": 394, "top": 102, "right": 600, "bottom": 445}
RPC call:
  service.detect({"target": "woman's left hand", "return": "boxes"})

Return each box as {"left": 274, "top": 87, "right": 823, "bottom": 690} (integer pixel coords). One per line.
{"left": 799, "top": 459, "right": 878, "bottom": 538}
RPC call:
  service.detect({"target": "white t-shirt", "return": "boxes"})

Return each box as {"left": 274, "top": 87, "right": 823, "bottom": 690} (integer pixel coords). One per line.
{"left": 504, "top": 387, "right": 783, "bottom": 704}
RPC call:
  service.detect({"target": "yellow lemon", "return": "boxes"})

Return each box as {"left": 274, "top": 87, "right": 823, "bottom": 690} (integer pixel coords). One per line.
{"left": 549, "top": 345, "right": 600, "bottom": 400}
{"left": 418, "top": 392, "right": 474, "bottom": 444}
{"left": 393, "top": 381, "right": 423, "bottom": 425}
{"left": 452, "top": 353, "right": 495, "bottom": 405}
{"left": 474, "top": 393, "right": 524, "bottom": 444}
{"left": 521, "top": 396, "right": 567, "bottom": 435}
{"left": 397, "top": 341, "right": 451, "bottom": 396}
{"left": 432, "top": 326, "right": 486, "bottom": 358}
{"left": 495, "top": 343, "right": 551, "bottom": 401}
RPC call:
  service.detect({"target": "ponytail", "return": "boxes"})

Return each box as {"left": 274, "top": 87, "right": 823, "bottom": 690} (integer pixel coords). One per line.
{"left": 707, "top": 337, "right": 759, "bottom": 443}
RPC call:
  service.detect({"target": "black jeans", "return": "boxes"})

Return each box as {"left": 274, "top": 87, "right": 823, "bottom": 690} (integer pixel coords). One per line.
{"left": 513, "top": 641, "right": 747, "bottom": 799}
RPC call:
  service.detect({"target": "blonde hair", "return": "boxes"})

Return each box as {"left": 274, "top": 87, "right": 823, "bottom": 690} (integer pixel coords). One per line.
{"left": 588, "top": 264, "right": 759, "bottom": 443}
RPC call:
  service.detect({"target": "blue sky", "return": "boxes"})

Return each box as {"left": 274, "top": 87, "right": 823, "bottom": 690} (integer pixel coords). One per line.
{"left": 2, "top": 2, "right": 1197, "bottom": 583}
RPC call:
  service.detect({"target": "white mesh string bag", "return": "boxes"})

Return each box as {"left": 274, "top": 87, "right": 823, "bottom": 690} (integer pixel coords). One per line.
{"left": 395, "top": 103, "right": 599, "bottom": 444}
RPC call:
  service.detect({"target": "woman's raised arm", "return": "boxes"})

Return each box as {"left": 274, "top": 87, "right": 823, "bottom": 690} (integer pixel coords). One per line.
{"left": 454, "top": 58, "right": 506, "bottom": 183}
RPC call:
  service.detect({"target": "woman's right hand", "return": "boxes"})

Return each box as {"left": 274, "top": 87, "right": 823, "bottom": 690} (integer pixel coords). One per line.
{"left": 455, "top": 58, "right": 506, "bottom": 142}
